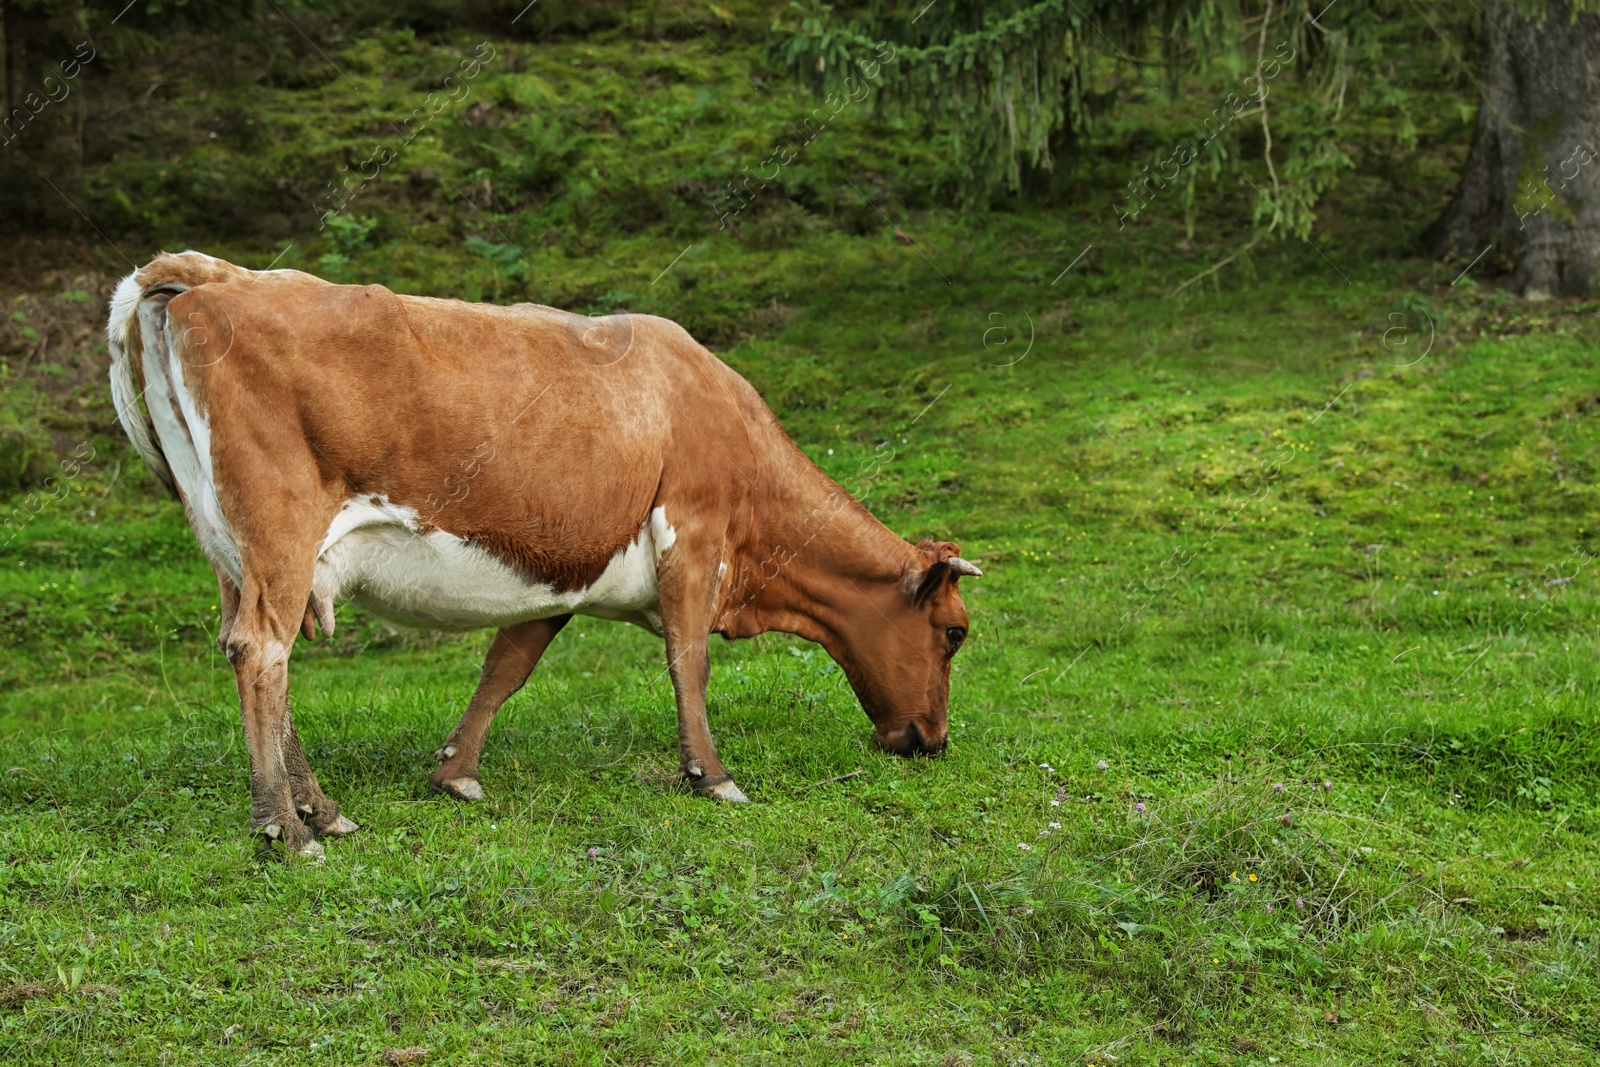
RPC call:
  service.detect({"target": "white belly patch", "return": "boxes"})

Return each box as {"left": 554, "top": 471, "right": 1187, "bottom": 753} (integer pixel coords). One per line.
{"left": 314, "top": 498, "right": 675, "bottom": 631}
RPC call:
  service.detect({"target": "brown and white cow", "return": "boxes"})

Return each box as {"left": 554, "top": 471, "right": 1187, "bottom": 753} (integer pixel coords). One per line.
{"left": 107, "top": 251, "right": 979, "bottom": 858}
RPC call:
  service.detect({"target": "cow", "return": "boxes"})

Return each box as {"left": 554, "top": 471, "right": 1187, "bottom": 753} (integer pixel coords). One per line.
{"left": 107, "top": 251, "right": 979, "bottom": 859}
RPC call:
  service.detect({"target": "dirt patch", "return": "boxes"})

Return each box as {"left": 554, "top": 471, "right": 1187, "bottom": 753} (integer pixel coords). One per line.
{"left": 1, "top": 265, "right": 124, "bottom": 486}
{"left": 0, "top": 983, "right": 49, "bottom": 1007}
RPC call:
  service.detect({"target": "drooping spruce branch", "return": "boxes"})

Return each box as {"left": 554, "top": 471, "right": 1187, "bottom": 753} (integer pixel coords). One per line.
{"left": 771, "top": 0, "right": 1490, "bottom": 284}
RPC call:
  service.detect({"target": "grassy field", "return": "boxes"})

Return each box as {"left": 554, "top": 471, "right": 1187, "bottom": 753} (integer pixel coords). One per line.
{"left": 4, "top": 15, "right": 1600, "bottom": 1067}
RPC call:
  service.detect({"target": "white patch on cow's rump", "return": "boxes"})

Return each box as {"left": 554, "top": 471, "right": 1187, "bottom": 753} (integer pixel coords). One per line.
{"left": 315, "top": 501, "right": 678, "bottom": 632}
{"left": 130, "top": 296, "right": 242, "bottom": 581}
{"left": 161, "top": 314, "right": 240, "bottom": 577}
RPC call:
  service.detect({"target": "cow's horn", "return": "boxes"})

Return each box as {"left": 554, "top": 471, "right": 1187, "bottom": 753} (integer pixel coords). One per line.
{"left": 947, "top": 557, "right": 983, "bottom": 577}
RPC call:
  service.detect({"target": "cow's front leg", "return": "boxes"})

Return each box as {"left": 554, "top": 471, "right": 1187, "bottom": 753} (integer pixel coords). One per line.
{"left": 663, "top": 633, "right": 746, "bottom": 801}
{"left": 658, "top": 544, "right": 747, "bottom": 802}
{"left": 431, "top": 615, "right": 570, "bottom": 800}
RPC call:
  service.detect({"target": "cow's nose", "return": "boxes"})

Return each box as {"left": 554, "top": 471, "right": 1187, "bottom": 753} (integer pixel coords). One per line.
{"left": 877, "top": 718, "right": 948, "bottom": 756}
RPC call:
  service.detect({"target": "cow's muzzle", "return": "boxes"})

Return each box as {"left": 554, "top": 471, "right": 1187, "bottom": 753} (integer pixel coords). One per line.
{"left": 876, "top": 717, "right": 948, "bottom": 756}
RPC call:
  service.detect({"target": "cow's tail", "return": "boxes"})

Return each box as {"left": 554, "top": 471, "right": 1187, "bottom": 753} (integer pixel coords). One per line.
{"left": 107, "top": 270, "right": 176, "bottom": 492}
{"left": 106, "top": 252, "right": 249, "bottom": 494}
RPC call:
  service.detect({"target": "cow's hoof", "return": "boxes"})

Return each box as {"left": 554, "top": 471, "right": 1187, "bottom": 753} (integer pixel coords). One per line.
{"left": 436, "top": 775, "right": 484, "bottom": 801}
{"left": 321, "top": 814, "right": 361, "bottom": 837}
{"left": 695, "top": 778, "right": 750, "bottom": 803}
{"left": 256, "top": 821, "right": 324, "bottom": 861}
{"left": 433, "top": 743, "right": 458, "bottom": 763}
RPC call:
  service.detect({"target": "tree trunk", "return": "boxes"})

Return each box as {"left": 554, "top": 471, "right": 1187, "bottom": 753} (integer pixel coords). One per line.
{"left": 0, "top": 5, "right": 9, "bottom": 117}
{"left": 3, "top": 2, "right": 23, "bottom": 118}
{"left": 1431, "top": 0, "right": 1600, "bottom": 298}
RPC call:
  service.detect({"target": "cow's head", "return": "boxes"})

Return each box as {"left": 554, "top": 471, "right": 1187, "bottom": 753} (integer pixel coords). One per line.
{"left": 827, "top": 540, "right": 979, "bottom": 756}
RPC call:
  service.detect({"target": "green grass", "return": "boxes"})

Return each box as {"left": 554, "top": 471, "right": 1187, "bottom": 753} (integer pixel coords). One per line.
{"left": 4, "top": 17, "right": 1600, "bottom": 1067}
{"left": 5, "top": 216, "right": 1599, "bottom": 1062}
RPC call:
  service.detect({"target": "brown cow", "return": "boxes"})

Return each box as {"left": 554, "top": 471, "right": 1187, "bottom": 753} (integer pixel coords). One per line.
{"left": 107, "top": 251, "right": 979, "bottom": 858}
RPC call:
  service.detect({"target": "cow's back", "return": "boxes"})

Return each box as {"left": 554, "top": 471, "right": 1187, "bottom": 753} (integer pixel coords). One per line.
{"left": 164, "top": 263, "right": 757, "bottom": 593}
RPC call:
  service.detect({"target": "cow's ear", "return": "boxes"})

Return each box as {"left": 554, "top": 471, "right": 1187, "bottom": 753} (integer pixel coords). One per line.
{"left": 904, "top": 540, "right": 981, "bottom": 606}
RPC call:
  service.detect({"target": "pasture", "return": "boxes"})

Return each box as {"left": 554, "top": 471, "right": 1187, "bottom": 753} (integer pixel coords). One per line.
{"left": 3, "top": 7, "right": 1599, "bottom": 1065}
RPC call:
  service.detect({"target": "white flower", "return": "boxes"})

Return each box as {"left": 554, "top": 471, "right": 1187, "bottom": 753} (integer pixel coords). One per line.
{"left": 1049, "top": 822, "right": 1061, "bottom": 829}
{"left": 1018, "top": 842, "right": 1032, "bottom": 851}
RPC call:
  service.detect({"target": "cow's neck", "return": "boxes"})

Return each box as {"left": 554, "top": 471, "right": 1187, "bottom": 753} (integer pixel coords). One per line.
{"left": 717, "top": 466, "right": 914, "bottom": 645}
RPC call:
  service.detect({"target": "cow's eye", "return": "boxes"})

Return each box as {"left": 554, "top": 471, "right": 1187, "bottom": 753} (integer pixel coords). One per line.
{"left": 945, "top": 626, "right": 966, "bottom": 650}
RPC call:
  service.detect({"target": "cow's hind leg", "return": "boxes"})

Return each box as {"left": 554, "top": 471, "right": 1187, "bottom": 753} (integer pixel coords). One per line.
{"left": 432, "top": 615, "right": 570, "bottom": 800}
{"left": 283, "top": 712, "right": 357, "bottom": 837}
{"left": 222, "top": 564, "right": 354, "bottom": 840}
{"left": 212, "top": 561, "right": 240, "bottom": 655}
{"left": 227, "top": 549, "right": 352, "bottom": 860}
{"left": 227, "top": 612, "right": 310, "bottom": 858}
